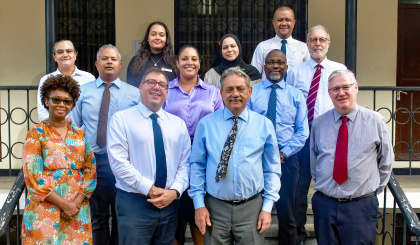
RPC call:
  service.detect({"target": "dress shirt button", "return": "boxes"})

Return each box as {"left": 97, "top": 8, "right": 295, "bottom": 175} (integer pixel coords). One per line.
{"left": 234, "top": 165, "right": 236, "bottom": 167}
{"left": 234, "top": 151, "right": 237, "bottom": 154}
{"left": 234, "top": 180, "right": 236, "bottom": 182}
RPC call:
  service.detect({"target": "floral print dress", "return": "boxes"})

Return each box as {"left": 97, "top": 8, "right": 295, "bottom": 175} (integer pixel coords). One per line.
{"left": 21, "top": 119, "right": 97, "bottom": 245}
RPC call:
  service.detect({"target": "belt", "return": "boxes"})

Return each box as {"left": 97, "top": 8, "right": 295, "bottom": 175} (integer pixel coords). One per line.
{"left": 213, "top": 192, "right": 261, "bottom": 205}
{"left": 318, "top": 191, "right": 375, "bottom": 202}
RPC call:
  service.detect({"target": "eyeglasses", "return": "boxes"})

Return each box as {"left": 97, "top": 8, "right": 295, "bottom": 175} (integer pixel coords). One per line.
{"left": 143, "top": 79, "right": 169, "bottom": 90}
{"left": 265, "top": 61, "right": 286, "bottom": 66}
{"left": 56, "top": 49, "right": 75, "bottom": 55}
{"left": 309, "top": 37, "right": 329, "bottom": 44}
{"left": 328, "top": 83, "right": 355, "bottom": 93}
{"left": 48, "top": 97, "right": 74, "bottom": 106}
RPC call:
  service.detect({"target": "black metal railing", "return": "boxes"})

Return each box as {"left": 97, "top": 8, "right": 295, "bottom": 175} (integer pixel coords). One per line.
{"left": 0, "top": 86, "right": 419, "bottom": 244}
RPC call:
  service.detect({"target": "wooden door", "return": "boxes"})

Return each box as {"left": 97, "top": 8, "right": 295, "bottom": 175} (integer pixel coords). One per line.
{"left": 395, "top": 4, "right": 420, "bottom": 161}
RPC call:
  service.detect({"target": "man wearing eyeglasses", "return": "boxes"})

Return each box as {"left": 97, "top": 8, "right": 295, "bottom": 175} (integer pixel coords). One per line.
{"left": 37, "top": 40, "right": 95, "bottom": 122}
{"left": 286, "top": 25, "right": 347, "bottom": 244}
{"left": 68, "top": 44, "right": 140, "bottom": 245}
{"left": 251, "top": 6, "right": 309, "bottom": 80}
{"left": 248, "top": 49, "right": 309, "bottom": 245}
{"left": 310, "top": 70, "right": 393, "bottom": 244}
{"left": 107, "top": 67, "right": 191, "bottom": 244}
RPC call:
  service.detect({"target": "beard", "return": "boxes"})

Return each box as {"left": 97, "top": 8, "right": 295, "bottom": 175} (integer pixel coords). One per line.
{"left": 268, "top": 73, "right": 282, "bottom": 81}
{"left": 310, "top": 45, "right": 329, "bottom": 60}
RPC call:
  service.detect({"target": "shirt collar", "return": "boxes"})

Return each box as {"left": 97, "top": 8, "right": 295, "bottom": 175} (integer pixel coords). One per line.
{"left": 223, "top": 107, "right": 249, "bottom": 122}
{"left": 262, "top": 78, "right": 285, "bottom": 89}
{"left": 309, "top": 57, "right": 330, "bottom": 69}
{"left": 137, "top": 101, "right": 165, "bottom": 120}
{"left": 274, "top": 35, "right": 293, "bottom": 43}
{"left": 95, "top": 77, "right": 122, "bottom": 88}
{"left": 333, "top": 104, "right": 359, "bottom": 122}
{"left": 54, "top": 66, "right": 82, "bottom": 76}
{"left": 169, "top": 76, "right": 208, "bottom": 90}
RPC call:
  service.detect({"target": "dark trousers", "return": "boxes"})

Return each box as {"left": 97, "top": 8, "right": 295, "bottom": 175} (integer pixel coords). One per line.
{"left": 90, "top": 153, "right": 118, "bottom": 245}
{"left": 295, "top": 139, "right": 312, "bottom": 242}
{"left": 312, "top": 192, "right": 379, "bottom": 245}
{"left": 175, "top": 190, "right": 197, "bottom": 244}
{"left": 116, "top": 189, "right": 180, "bottom": 245}
{"left": 276, "top": 154, "right": 299, "bottom": 245}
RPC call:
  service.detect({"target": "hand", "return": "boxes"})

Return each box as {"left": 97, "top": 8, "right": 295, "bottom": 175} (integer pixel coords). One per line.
{"left": 73, "top": 194, "right": 85, "bottom": 209}
{"left": 195, "top": 207, "right": 211, "bottom": 235}
{"left": 61, "top": 200, "right": 80, "bottom": 218}
{"left": 147, "top": 189, "right": 177, "bottom": 209}
{"left": 257, "top": 210, "right": 271, "bottom": 234}
{"left": 148, "top": 185, "right": 163, "bottom": 199}
{"left": 280, "top": 152, "right": 285, "bottom": 163}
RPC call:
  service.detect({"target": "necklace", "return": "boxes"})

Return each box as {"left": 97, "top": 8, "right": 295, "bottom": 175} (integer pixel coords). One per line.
{"left": 150, "top": 55, "right": 163, "bottom": 66}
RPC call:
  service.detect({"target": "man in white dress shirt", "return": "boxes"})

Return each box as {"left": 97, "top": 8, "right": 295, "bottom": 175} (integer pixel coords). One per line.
{"left": 286, "top": 25, "right": 347, "bottom": 244}
{"left": 107, "top": 67, "right": 191, "bottom": 245}
{"left": 251, "top": 6, "right": 309, "bottom": 80}
{"left": 37, "top": 40, "right": 95, "bottom": 121}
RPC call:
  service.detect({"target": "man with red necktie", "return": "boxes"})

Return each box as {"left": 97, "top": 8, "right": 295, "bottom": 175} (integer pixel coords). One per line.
{"left": 286, "top": 25, "right": 347, "bottom": 244}
{"left": 309, "top": 69, "right": 393, "bottom": 245}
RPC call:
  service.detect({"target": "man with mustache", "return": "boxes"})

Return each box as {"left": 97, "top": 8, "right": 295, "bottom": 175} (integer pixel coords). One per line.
{"left": 310, "top": 69, "right": 393, "bottom": 245}
{"left": 107, "top": 67, "right": 191, "bottom": 244}
{"left": 68, "top": 44, "right": 140, "bottom": 245}
{"left": 287, "top": 25, "right": 347, "bottom": 244}
{"left": 248, "top": 49, "right": 309, "bottom": 245}
{"left": 37, "top": 40, "right": 95, "bottom": 121}
{"left": 189, "top": 67, "right": 281, "bottom": 244}
{"left": 251, "top": 6, "right": 309, "bottom": 80}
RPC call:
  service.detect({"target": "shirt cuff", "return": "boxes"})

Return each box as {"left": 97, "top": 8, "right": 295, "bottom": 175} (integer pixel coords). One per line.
{"left": 262, "top": 199, "right": 274, "bottom": 212}
{"left": 193, "top": 195, "right": 206, "bottom": 209}
{"left": 280, "top": 145, "right": 293, "bottom": 158}
{"left": 169, "top": 182, "right": 184, "bottom": 196}
{"left": 138, "top": 178, "right": 154, "bottom": 196}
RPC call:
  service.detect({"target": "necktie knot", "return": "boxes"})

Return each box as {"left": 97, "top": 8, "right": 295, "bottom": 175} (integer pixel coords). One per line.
{"left": 232, "top": 116, "right": 239, "bottom": 123}
{"left": 150, "top": 113, "right": 158, "bottom": 121}
{"left": 281, "top": 40, "right": 287, "bottom": 45}
{"left": 341, "top": 116, "right": 348, "bottom": 124}
{"left": 316, "top": 64, "right": 323, "bottom": 70}
{"left": 271, "top": 84, "right": 279, "bottom": 90}
{"left": 103, "top": 82, "right": 113, "bottom": 88}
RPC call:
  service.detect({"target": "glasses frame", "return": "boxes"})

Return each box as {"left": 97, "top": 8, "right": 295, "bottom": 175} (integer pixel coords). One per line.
{"left": 265, "top": 61, "right": 287, "bottom": 66}
{"left": 328, "top": 83, "right": 356, "bottom": 93}
{"left": 48, "top": 97, "right": 74, "bottom": 106}
{"left": 143, "top": 79, "right": 169, "bottom": 90}
{"left": 309, "top": 37, "right": 329, "bottom": 44}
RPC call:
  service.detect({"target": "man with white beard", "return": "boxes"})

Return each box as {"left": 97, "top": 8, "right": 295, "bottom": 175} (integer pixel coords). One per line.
{"left": 248, "top": 49, "right": 309, "bottom": 245}
{"left": 286, "top": 25, "right": 347, "bottom": 244}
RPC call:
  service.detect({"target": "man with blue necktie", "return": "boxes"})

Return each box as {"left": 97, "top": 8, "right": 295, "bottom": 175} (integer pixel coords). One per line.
{"left": 107, "top": 67, "right": 191, "bottom": 245}
{"left": 251, "top": 6, "right": 309, "bottom": 80}
{"left": 248, "top": 49, "right": 309, "bottom": 245}
{"left": 189, "top": 67, "right": 281, "bottom": 245}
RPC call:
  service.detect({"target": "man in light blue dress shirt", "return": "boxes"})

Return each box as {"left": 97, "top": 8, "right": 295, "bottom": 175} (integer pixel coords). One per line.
{"left": 248, "top": 49, "right": 309, "bottom": 245}
{"left": 107, "top": 67, "right": 191, "bottom": 245}
{"left": 189, "top": 67, "right": 281, "bottom": 245}
{"left": 68, "top": 44, "right": 140, "bottom": 245}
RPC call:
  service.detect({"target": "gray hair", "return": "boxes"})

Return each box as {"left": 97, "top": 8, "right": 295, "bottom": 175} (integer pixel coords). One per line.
{"left": 273, "top": 6, "right": 295, "bottom": 20}
{"left": 53, "top": 40, "right": 76, "bottom": 54}
{"left": 307, "top": 25, "right": 331, "bottom": 42}
{"left": 96, "top": 44, "right": 122, "bottom": 61}
{"left": 140, "top": 67, "right": 169, "bottom": 85}
{"left": 220, "top": 66, "right": 251, "bottom": 89}
{"left": 328, "top": 69, "right": 357, "bottom": 85}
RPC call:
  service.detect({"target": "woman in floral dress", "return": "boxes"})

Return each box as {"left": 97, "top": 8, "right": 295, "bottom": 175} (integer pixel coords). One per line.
{"left": 22, "top": 74, "right": 96, "bottom": 245}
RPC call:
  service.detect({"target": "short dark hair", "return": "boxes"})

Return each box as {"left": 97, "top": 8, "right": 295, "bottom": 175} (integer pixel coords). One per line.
{"left": 140, "top": 67, "right": 169, "bottom": 86}
{"left": 40, "top": 74, "right": 81, "bottom": 110}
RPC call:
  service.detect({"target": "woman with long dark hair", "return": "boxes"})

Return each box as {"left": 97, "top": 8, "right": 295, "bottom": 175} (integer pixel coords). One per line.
{"left": 204, "top": 34, "right": 261, "bottom": 88}
{"left": 127, "top": 21, "right": 178, "bottom": 87}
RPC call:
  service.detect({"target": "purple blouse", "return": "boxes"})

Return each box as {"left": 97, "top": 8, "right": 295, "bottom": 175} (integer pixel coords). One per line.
{"left": 164, "top": 77, "right": 224, "bottom": 140}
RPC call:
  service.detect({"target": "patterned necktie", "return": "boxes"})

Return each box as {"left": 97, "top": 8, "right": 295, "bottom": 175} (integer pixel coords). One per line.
{"left": 281, "top": 40, "right": 287, "bottom": 81}
{"left": 333, "top": 116, "right": 349, "bottom": 185}
{"left": 306, "top": 64, "right": 322, "bottom": 124}
{"left": 150, "top": 113, "right": 167, "bottom": 188}
{"left": 215, "top": 116, "right": 239, "bottom": 183}
{"left": 96, "top": 82, "right": 112, "bottom": 148}
{"left": 267, "top": 84, "right": 279, "bottom": 129}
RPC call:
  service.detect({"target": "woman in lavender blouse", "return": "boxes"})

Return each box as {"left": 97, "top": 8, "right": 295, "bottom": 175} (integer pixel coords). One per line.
{"left": 164, "top": 45, "right": 223, "bottom": 245}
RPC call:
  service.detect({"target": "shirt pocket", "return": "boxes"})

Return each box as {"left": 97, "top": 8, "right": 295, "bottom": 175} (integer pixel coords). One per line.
{"left": 278, "top": 105, "right": 297, "bottom": 125}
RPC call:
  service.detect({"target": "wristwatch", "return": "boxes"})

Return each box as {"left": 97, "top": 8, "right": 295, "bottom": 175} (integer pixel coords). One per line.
{"left": 280, "top": 152, "right": 287, "bottom": 159}
{"left": 171, "top": 189, "right": 180, "bottom": 199}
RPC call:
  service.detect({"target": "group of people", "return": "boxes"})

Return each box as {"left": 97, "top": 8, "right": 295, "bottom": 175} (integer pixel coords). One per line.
{"left": 21, "top": 5, "right": 394, "bottom": 245}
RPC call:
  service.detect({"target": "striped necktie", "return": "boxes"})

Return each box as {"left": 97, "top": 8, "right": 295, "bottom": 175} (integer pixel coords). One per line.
{"left": 306, "top": 64, "right": 322, "bottom": 124}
